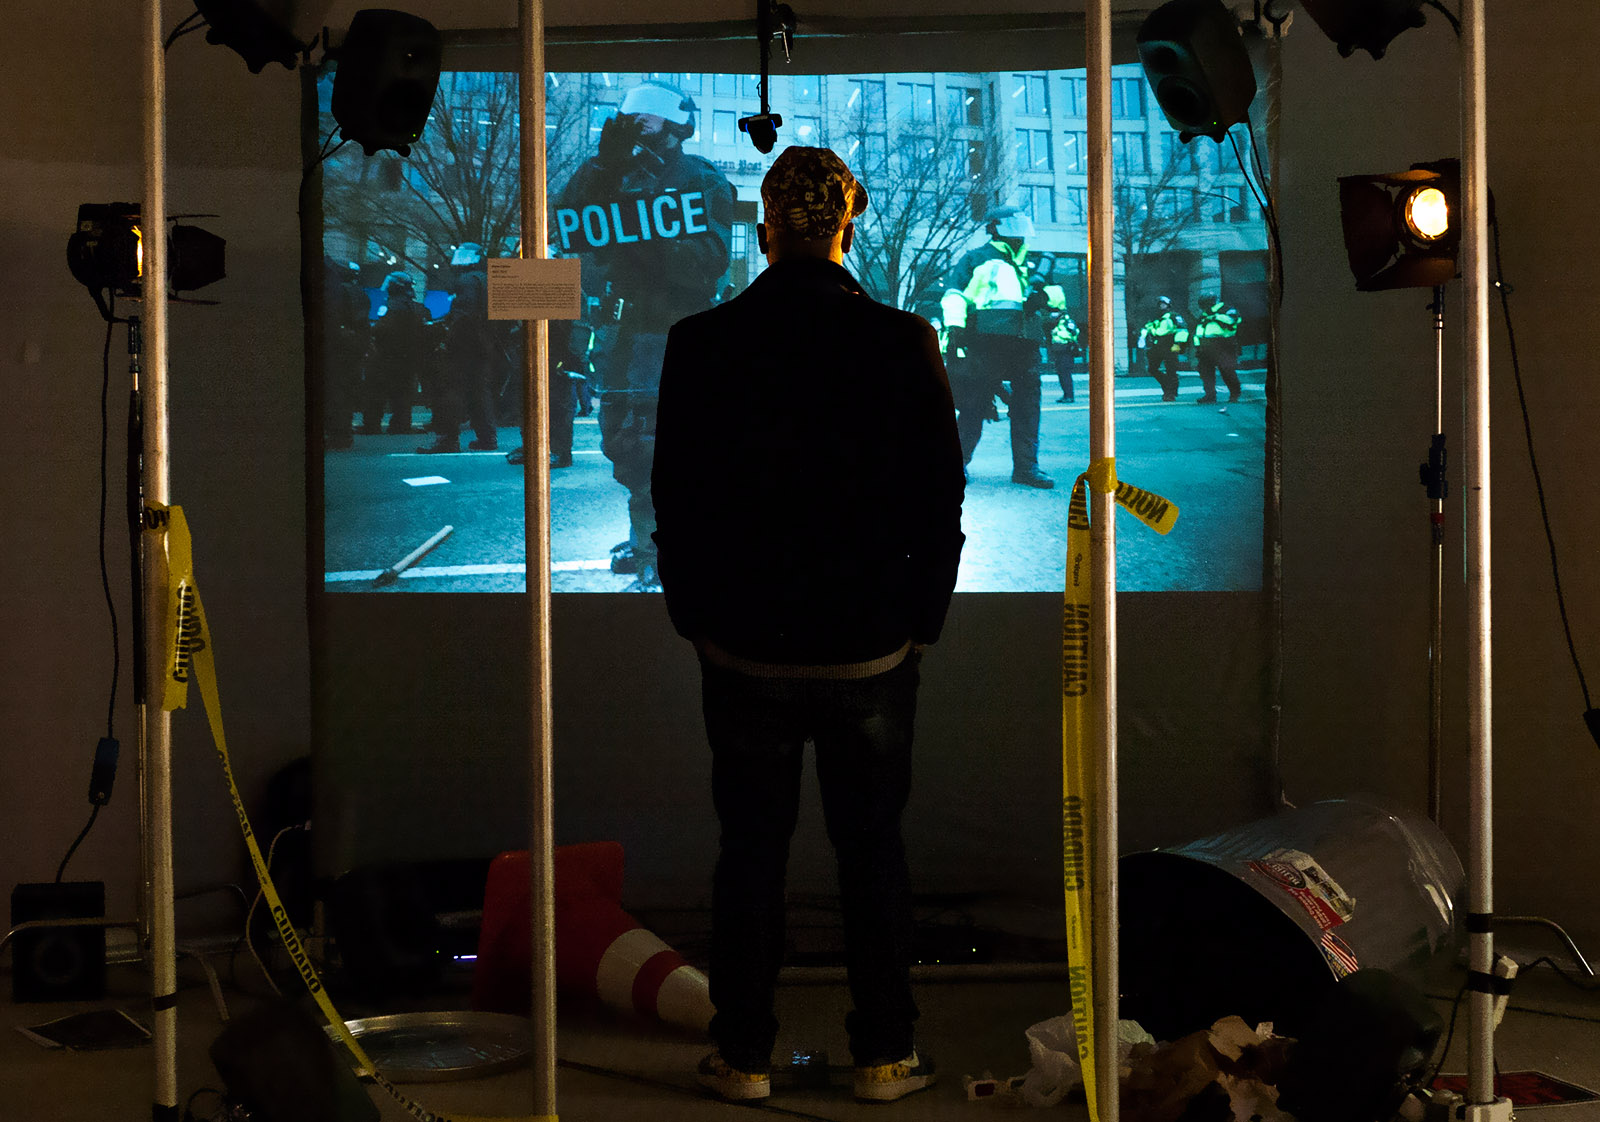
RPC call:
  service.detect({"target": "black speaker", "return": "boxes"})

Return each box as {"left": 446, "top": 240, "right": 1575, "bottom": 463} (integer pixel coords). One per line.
{"left": 1299, "top": 0, "right": 1428, "bottom": 60}
{"left": 331, "top": 9, "right": 443, "bottom": 157}
{"left": 1137, "top": 0, "right": 1258, "bottom": 143}
{"left": 210, "top": 1000, "right": 380, "bottom": 1122}
{"left": 10, "top": 882, "right": 107, "bottom": 1003}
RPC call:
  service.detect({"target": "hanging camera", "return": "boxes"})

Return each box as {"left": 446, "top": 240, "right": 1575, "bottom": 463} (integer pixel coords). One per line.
{"left": 739, "top": 112, "right": 784, "bottom": 155}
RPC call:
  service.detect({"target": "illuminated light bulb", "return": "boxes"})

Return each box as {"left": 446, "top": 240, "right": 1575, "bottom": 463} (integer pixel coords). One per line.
{"left": 1404, "top": 186, "right": 1449, "bottom": 242}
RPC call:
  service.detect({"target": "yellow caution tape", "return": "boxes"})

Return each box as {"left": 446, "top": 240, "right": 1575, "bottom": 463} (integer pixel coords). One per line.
{"left": 151, "top": 504, "right": 554, "bottom": 1122}
{"left": 1060, "top": 465, "right": 1177, "bottom": 1122}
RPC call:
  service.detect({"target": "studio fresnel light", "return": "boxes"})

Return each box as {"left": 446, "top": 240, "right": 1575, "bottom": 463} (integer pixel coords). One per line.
{"left": 1337, "top": 159, "right": 1460, "bottom": 291}
{"left": 67, "top": 203, "right": 227, "bottom": 319}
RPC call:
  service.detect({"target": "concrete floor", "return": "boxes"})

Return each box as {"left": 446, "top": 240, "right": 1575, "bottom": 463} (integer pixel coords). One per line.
{"left": 2, "top": 945, "right": 1597, "bottom": 1122}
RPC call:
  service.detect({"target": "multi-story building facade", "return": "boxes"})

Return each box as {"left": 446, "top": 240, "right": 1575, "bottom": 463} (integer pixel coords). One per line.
{"left": 324, "top": 64, "right": 1270, "bottom": 370}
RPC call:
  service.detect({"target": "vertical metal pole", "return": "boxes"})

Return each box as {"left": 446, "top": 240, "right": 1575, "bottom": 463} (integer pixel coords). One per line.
{"left": 1460, "top": 0, "right": 1497, "bottom": 1107}
{"left": 517, "top": 2, "right": 558, "bottom": 1117}
{"left": 1085, "top": 3, "right": 1119, "bottom": 1119}
{"left": 1428, "top": 287, "right": 1446, "bottom": 825}
{"left": 141, "top": 1, "right": 179, "bottom": 1118}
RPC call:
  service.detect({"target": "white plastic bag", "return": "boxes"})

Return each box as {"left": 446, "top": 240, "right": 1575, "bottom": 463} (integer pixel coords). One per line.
{"left": 1016, "top": 1016, "right": 1157, "bottom": 1107}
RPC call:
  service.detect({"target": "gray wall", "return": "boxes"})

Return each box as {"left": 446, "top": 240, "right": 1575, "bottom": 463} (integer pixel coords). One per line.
{"left": 4, "top": 0, "right": 1597, "bottom": 953}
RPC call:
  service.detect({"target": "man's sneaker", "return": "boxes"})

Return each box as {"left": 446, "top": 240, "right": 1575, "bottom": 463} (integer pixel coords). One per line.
{"left": 696, "top": 1051, "right": 771, "bottom": 1102}
{"left": 853, "top": 1051, "right": 937, "bottom": 1102}
{"left": 1012, "top": 469, "right": 1055, "bottom": 490}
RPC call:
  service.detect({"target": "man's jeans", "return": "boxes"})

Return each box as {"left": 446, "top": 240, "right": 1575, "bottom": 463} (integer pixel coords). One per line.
{"left": 700, "top": 653, "right": 922, "bottom": 1071}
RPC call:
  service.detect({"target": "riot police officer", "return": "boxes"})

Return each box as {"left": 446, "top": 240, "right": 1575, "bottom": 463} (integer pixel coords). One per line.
{"left": 1193, "top": 293, "right": 1244, "bottom": 404}
{"left": 1136, "top": 295, "right": 1186, "bottom": 402}
{"left": 419, "top": 242, "right": 502, "bottom": 453}
{"left": 361, "top": 271, "right": 430, "bottom": 435}
{"left": 940, "top": 207, "right": 1053, "bottom": 489}
{"left": 1041, "top": 281, "right": 1081, "bottom": 403}
{"left": 547, "top": 79, "right": 735, "bottom": 589}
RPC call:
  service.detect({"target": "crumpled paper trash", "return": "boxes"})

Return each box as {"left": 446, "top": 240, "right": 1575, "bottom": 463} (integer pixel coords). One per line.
{"left": 1123, "top": 1017, "right": 1295, "bottom": 1122}
{"left": 971, "top": 1015, "right": 1296, "bottom": 1117}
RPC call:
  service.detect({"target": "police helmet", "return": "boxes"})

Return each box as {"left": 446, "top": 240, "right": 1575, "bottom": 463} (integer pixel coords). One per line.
{"left": 1157, "top": 295, "right": 1172, "bottom": 307}
{"left": 620, "top": 80, "right": 697, "bottom": 141}
{"left": 383, "top": 270, "right": 415, "bottom": 294}
{"left": 450, "top": 242, "right": 485, "bottom": 267}
{"left": 986, "top": 205, "right": 1036, "bottom": 241}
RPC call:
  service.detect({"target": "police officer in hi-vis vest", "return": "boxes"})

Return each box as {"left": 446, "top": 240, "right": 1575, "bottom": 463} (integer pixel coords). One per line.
{"left": 940, "top": 207, "right": 1053, "bottom": 489}
{"left": 1192, "top": 293, "right": 1244, "bottom": 405}
{"left": 1136, "top": 294, "right": 1186, "bottom": 402}
{"left": 550, "top": 79, "right": 735, "bottom": 589}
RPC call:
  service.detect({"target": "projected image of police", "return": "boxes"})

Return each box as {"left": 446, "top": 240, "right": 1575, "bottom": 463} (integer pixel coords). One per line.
{"left": 546, "top": 81, "right": 734, "bottom": 591}
{"left": 317, "top": 67, "right": 1268, "bottom": 594}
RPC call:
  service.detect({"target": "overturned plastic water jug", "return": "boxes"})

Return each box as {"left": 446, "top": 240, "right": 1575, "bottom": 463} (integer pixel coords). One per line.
{"left": 1119, "top": 798, "right": 1463, "bottom": 1042}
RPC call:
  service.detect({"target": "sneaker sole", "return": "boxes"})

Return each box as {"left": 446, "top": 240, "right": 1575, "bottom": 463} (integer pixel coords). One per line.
{"left": 696, "top": 1075, "right": 771, "bottom": 1102}
{"left": 853, "top": 1074, "right": 935, "bottom": 1102}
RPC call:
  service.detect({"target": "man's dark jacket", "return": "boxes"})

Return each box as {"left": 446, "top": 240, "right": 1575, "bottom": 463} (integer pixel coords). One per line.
{"left": 651, "top": 256, "right": 966, "bottom": 665}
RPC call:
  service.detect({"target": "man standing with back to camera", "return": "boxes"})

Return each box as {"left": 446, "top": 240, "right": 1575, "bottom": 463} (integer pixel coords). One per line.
{"left": 652, "top": 147, "right": 965, "bottom": 1105}
{"left": 544, "top": 78, "right": 734, "bottom": 590}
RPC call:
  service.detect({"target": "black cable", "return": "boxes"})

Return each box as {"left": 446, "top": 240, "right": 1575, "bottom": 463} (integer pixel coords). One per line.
{"left": 302, "top": 130, "right": 352, "bottom": 189}
{"left": 1490, "top": 216, "right": 1594, "bottom": 713}
{"left": 1231, "top": 125, "right": 1285, "bottom": 308}
{"left": 1426, "top": 979, "right": 1469, "bottom": 1085}
{"left": 55, "top": 804, "right": 101, "bottom": 884}
{"left": 1424, "top": 0, "right": 1462, "bottom": 37}
{"left": 1518, "top": 954, "right": 1600, "bottom": 993}
{"left": 165, "top": 11, "right": 207, "bottom": 51}
{"left": 99, "top": 314, "right": 121, "bottom": 738}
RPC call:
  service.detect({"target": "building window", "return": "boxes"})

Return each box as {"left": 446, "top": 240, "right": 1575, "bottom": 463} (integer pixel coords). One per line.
{"left": 793, "top": 74, "right": 819, "bottom": 102}
{"left": 1010, "top": 72, "right": 1050, "bottom": 115}
{"left": 847, "top": 131, "right": 888, "bottom": 170}
{"left": 1063, "top": 186, "right": 1088, "bottom": 226}
{"left": 1210, "top": 184, "right": 1248, "bottom": 222}
{"left": 1015, "top": 127, "right": 1053, "bottom": 172}
{"left": 713, "top": 73, "right": 736, "bottom": 97}
{"left": 898, "top": 81, "right": 935, "bottom": 125}
{"left": 1153, "top": 187, "right": 1195, "bottom": 222}
{"left": 731, "top": 223, "right": 748, "bottom": 257}
{"left": 792, "top": 115, "right": 821, "bottom": 143}
{"left": 1112, "top": 132, "right": 1148, "bottom": 176}
{"left": 1112, "top": 78, "right": 1145, "bottom": 119}
{"left": 968, "top": 140, "right": 987, "bottom": 179}
{"left": 740, "top": 74, "right": 763, "bottom": 99}
{"left": 1062, "top": 131, "right": 1089, "bottom": 174}
{"left": 946, "top": 85, "right": 983, "bottom": 127}
{"left": 1024, "top": 184, "right": 1056, "bottom": 224}
{"left": 846, "top": 78, "right": 887, "bottom": 125}
{"left": 713, "top": 110, "right": 738, "bottom": 147}
{"left": 1061, "top": 76, "right": 1088, "bottom": 118}
{"left": 1161, "top": 132, "right": 1198, "bottom": 174}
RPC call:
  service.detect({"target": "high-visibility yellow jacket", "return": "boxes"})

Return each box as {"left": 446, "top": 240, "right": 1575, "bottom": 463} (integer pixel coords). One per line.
{"left": 1194, "top": 300, "right": 1243, "bottom": 341}
{"left": 1043, "top": 284, "right": 1080, "bottom": 347}
{"left": 941, "top": 239, "right": 1032, "bottom": 338}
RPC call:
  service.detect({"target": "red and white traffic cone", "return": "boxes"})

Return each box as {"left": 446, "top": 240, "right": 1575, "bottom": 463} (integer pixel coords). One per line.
{"left": 472, "top": 842, "right": 713, "bottom": 1034}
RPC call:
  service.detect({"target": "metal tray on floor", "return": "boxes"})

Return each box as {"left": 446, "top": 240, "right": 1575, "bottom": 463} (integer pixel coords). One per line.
{"left": 328, "top": 1010, "right": 532, "bottom": 1083}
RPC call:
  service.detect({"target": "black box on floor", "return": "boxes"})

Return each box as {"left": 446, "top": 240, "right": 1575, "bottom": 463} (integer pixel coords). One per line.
{"left": 9, "top": 881, "right": 107, "bottom": 1003}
